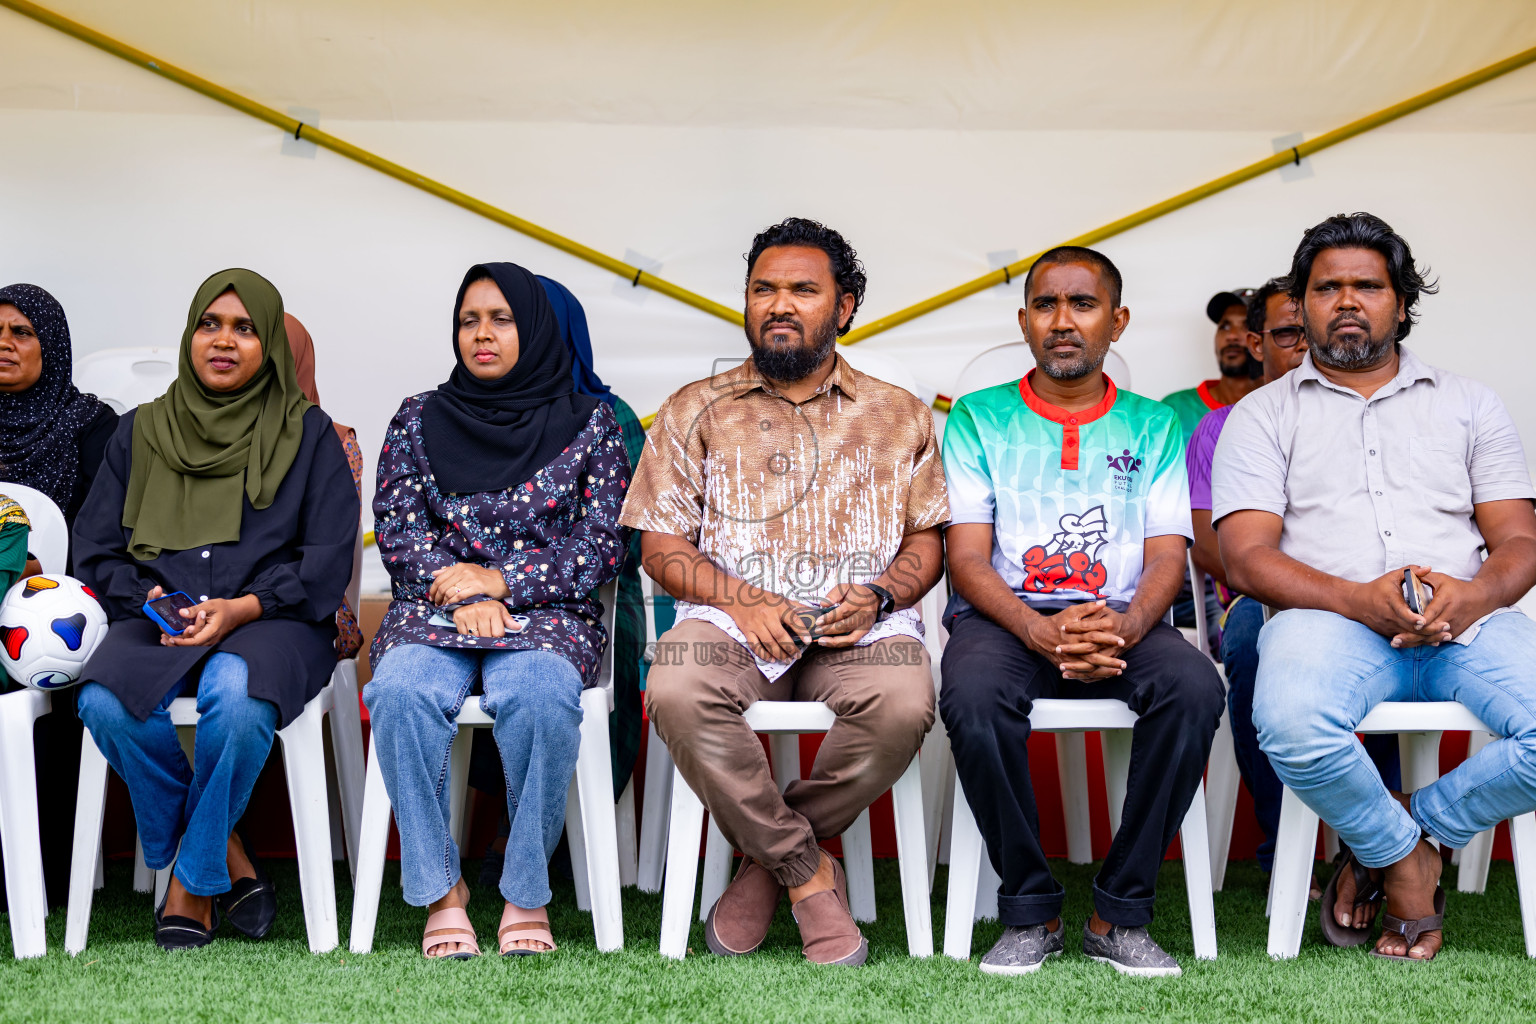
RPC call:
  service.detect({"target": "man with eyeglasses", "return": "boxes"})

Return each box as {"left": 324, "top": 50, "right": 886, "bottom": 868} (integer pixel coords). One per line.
{"left": 1185, "top": 277, "right": 1398, "bottom": 879}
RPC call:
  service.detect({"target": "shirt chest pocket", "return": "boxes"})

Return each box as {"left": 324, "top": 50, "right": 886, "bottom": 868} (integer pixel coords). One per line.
{"left": 1409, "top": 436, "right": 1472, "bottom": 509}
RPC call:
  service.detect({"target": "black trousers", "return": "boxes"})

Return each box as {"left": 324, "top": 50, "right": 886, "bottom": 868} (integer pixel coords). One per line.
{"left": 939, "top": 610, "right": 1223, "bottom": 927}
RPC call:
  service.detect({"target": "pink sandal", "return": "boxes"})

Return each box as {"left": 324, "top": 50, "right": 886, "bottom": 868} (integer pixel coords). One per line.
{"left": 499, "top": 903, "right": 557, "bottom": 957}
{"left": 422, "top": 906, "right": 480, "bottom": 960}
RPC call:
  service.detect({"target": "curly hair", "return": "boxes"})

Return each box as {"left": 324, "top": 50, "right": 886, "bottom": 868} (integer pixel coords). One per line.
{"left": 744, "top": 218, "right": 867, "bottom": 336}
{"left": 1286, "top": 213, "right": 1438, "bottom": 341}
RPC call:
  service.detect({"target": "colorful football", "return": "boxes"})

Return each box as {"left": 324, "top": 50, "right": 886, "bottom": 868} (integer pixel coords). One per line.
{"left": 0, "top": 574, "right": 109, "bottom": 690}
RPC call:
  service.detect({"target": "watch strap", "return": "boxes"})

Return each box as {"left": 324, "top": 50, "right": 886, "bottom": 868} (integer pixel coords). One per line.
{"left": 864, "top": 583, "right": 896, "bottom": 622}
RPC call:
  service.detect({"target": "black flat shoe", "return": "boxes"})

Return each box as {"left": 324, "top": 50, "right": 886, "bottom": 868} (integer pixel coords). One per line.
{"left": 216, "top": 841, "right": 277, "bottom": 940}
{"left": 154, "top": 886, "right": 218, "bottom": 952}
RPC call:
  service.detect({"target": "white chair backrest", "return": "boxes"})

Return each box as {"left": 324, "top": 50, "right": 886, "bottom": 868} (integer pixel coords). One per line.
{"left": 72, "top": 347, "right": 178, "bottom": 414}
{"left": 950, "top": 341, "right": 1133, "bottom": 403}
{"left": 0, "top": 483, "right": 68, "bottom": 575}
{"left": 835, "top": 346, "right": 922, "bottom": 399}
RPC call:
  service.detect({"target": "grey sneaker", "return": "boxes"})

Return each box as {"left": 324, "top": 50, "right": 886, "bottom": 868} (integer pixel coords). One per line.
{"left": 979, "top": 923, "right": 1064, "bottom": 976}
{"left": 1082, "top": 920, "right": 1182, "bottom": 977}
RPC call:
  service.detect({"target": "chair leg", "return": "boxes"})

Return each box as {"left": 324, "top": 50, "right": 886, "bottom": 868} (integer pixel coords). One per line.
{"left": 1054, "top": 732, "right": 1093, "bottom": 864}
{"left": 890, "top": 756, "right": 933, "bottom": 957}
{"left": 769, "top": 733, "right": 800, "bottom": 793}
{"left": 66, "top": 732, "right": 111, "bottom": 956}
{"left": 566, "top": 775, "right": 591, "bottom": 912}
{"left": 659, "top": 765, "right": 705, "bottom": 959}
{"left": 1458, "top": 731, "right": 1498, "bottom": 893}
{"left": 131, "top": 835, "right": 151, "bottom": 892}
{"left": 1267, "top": 785, "right": 1321, "bottom": 958}
{"left": 94, "top": 840, "right": 104, "bottom": 891}
{"left": 699, "top": 815, "right": 732, "bottom": 923}
{"left": 153, "top": 866, "right": 170, "bottom": 906}
{"left": 919, "top": 716, "right": 951, "bottom": 890}
{"left": 1508, "top": 811, "right": 1536, "bottom": 957}
{"left": 278, "top": 699, "right": 339, "bottom": 953}
{"left": 0, "top": 691, "right": 49, "bottom": 959}
{"left": 637, "top": 721, "right": 672, "bottom": 893}
{"left": 942, "top": 777, "right": 984, "bottom": 959}
{"left": 573, "top": 686, "right": 624, "bottom": 951}
{"left": 976, "top": 853, "right": 1001, "bottom": 921}
{"left": 446, "top": 726, "right": 472, "bottom": 853}
{"left": 936, "top": 759, "right": 956, "bottom": 866}
{"left": 347, "top": 739, "right": 393, "bottom": 954}
{"left": 1102, "top": 730, "right": 1133, "bottom": 838}
{"left": 1205, "top": 706, "right": 1241, "bottom": 892}
{"left": 842, "top": 808, "right": 877, "bottom": 923}
{"left": 1321, "top": 825, "right": 1339, "bottom": 863}
{"left": 617, "top": 776, "right": 639, "bottom": 888}
{"left": 327, "top": 659, "right": 367, "bottom": 885}
{"left": 1177, "top": 780, "right": 1218, "bottom": 960}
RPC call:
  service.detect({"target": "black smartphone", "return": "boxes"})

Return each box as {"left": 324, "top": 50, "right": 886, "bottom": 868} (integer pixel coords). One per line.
{"left": 1402, "top": 568, "right": 1429, "bottom": 616}
{"left": 789, "top": 602, "right": 841, "bottom": 650}
{"left": 143, "top": 591, "right": 198, "bottom": 635}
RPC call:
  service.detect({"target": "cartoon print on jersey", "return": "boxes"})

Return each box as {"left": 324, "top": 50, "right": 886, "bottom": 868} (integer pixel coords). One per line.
{"left": 1021, "top": 505, "right": 1110, "bottom": 596}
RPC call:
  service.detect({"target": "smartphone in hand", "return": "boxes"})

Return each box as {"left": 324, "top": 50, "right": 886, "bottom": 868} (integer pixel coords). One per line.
{"left": 1402, "top": 568, "right": 1431, "bottom": 616}
{"left": 144, "top": 591, "right": 198, "bottom": 635}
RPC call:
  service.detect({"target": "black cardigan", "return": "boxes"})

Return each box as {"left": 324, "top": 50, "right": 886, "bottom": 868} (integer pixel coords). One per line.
{"left": 71, "top": 406, "right": 358, "bottom": 728}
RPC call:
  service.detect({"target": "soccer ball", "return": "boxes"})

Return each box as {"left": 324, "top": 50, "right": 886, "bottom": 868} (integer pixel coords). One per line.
{"left": 0, "top": 575, "right": 109, "bottom": 690}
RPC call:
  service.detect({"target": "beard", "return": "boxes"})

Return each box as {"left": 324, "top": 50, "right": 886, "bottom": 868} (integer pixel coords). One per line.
{"left": 1218, "top": 346, "right": 1255, "bottom": 378}
{"left": 748, "top": 309, "right": 840, "bottom": 382}
{"left": 1036, "top": 335, "right": 1106, "bottom": 381}
{"left": 1307, "top": 312, "right": 1395, "bottom": 370}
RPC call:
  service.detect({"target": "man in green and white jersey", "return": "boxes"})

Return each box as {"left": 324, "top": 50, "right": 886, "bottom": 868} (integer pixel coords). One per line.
{"left": 940, "top": 246, "right": 1223, "bottom": 978}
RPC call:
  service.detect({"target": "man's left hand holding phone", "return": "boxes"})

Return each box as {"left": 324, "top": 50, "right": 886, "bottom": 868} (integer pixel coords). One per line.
{"left": 143, "top": 585, "right": 262, "bottom": 647}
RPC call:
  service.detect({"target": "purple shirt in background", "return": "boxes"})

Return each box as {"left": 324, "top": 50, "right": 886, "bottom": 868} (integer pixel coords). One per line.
{"left": 1186, "top": 403, "right": 1234, "bottom": 512}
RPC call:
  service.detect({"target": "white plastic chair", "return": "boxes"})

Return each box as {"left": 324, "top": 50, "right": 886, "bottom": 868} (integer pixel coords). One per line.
{"left": 1, "top": 482, "right": 67, "bottom": 576}
{"left": 1267, "top": 700, "right": 1536, "bottom": 958}
{"left": 71, "top": 347, "right": 178, "bottom": 415}
{"left": 636, "top": 575, "right": 949, "bottom": 905}
{"left": 943, "top": 698, "right": 1219, "bottom": 961}
{"left": 659, "top": 700, "right": 933, "bottom": 959}
{"left": 65, "top": 537, "right": 369, "bottom": 955}
{"left": 349, "top": 581, "right": 625, "bottom": 953}
{"left": 0, "top": 483, "right": 68, "bottom": 959}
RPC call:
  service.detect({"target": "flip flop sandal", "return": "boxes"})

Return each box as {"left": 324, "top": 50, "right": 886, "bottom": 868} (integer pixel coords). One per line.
{"left": 499, "top": 903, "right": 557, "bottom": 957}
{"left": 1371, "top": 885, "right": 1445, "bottom": 962}
{"left": 1319, "top": 850, "right": 1383, "bottom": 947}
{"left": 422, "top": 906, "right": 480, "bottom": 960}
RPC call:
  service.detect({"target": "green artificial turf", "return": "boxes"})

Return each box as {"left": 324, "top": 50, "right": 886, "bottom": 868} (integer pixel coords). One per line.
{"left": 1, "top": 856, "right": 1533, "bottom": 1024}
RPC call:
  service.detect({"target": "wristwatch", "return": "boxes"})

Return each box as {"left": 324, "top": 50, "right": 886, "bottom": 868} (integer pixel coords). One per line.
{"left": 864, "top": 583, "right": 896, "bottom": 622}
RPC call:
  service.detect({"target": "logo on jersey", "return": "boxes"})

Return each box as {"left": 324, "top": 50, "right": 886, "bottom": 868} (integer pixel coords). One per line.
{"left": 1021, "top": 505, "right": 1109, "bottom": 597}
{"left": 1106, "top": 448, "right": 1143, "bottom": 492}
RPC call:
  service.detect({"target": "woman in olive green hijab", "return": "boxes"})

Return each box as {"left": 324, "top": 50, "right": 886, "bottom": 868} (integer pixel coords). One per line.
{"left": 71, "top": 269, "right": 359, "bottom": 951}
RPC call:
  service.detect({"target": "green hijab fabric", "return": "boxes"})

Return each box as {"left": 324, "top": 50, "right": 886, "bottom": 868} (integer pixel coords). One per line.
{"left": 123, "top": 269, "right": 312, "bottom": 560}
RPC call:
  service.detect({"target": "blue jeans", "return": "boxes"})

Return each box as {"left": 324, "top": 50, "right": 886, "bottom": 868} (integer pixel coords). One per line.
{"left": 1254, "top": 608, "right": 1536, "bottom": 869}
{"left": 77, "top": 654, "right": 278, "bottom": 897}
{"left": 1222, "top": 598, "right": 1398, "bottom": 871}
{"left": 364, "top": 644, "right": 583, "bottom": 909}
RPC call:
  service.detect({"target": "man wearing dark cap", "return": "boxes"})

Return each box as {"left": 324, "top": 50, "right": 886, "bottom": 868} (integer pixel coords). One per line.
{"left": 1160, "top": 289, "right": 1260, "bottom": 440}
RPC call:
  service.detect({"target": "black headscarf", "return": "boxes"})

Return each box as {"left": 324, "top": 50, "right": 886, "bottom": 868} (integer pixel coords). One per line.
{"left": 0, "top": 283, "right": 108, "bottom": 510}
{"left": 421, "top": 263, "right": 600, "bottom": 494}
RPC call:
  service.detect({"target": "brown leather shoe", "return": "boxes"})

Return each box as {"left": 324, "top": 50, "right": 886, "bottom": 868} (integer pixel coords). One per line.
{"left": 791, "top": 855, "right": 868, "bottom": 966}
{"left": 704, "top": 859, "right": 785, "bottom": 956}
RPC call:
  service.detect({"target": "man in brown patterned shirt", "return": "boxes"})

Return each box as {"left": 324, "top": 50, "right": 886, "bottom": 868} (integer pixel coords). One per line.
{"left": 621, "top": 218, "right": 949, "bottom": 965}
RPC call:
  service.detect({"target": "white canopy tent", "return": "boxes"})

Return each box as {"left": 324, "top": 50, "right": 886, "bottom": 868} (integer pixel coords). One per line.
{"left": 4, "top": 0, "right": 1536, "bottom": 535}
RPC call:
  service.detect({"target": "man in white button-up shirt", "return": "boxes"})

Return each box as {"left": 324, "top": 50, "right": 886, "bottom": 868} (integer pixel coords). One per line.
{"left": 1213, "top": 213, "right": 1536, "bottom": 962}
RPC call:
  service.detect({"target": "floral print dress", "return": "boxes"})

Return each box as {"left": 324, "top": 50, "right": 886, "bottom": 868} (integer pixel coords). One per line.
{"left": 370, "top": 395, "right": 631, "bottom": 686}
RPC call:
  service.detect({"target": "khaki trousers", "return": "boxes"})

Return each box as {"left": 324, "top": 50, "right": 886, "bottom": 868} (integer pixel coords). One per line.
{"left": 644, "top": 618, "right": 935, "bottom": 887}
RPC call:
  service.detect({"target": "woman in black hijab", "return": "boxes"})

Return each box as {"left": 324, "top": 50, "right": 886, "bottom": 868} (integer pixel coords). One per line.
{"left": 0, "top": 283, "right": 118, "bottom": 913}
{"left": 0, "top": 284, "right": 118, "bottom": 530}
{"left": 366, "top": 262, "right": 630, "bottom": 958}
